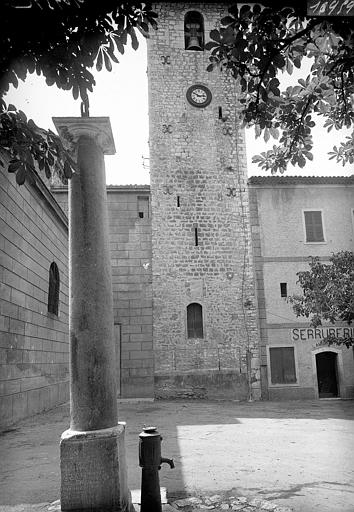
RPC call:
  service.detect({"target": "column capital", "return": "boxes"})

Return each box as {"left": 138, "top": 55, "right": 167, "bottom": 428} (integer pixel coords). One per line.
{"left": 52, "top": 117, "right": 116, "bottom": 155}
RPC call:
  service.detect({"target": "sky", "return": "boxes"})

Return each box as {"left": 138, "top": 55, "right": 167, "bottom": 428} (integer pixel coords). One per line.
{"left": 5, "top": 37, "right": 353, "bottom": 185}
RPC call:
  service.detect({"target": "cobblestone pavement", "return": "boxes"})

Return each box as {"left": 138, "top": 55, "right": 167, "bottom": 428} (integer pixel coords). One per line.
{"left": 168, "top": 494, "right": 292, "bottom": 511}
{"left": 1, "top": 399, "right": 353, "bottom": 512}
{"left": 0, "top": 493, "right": 293, "bottom": 512}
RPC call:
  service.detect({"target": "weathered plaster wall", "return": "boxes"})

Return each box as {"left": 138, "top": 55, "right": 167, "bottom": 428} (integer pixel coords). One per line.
{"left": 0, "top": 162, "right": 69, "bottom": 429}
{"left": 249, "top": 178, "right": 354, "bottom": 400}
{"left": 255, "top": 182, "right": 354, "bottom": 257}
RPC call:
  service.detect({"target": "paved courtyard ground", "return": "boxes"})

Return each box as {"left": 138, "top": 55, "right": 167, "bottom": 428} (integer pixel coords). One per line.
{"left": 0, "top": 399, "right": 353, "bottom": 512}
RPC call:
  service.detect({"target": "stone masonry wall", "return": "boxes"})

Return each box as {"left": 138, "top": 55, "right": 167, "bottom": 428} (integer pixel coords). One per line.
{"left": 107, "top": 187, "right": 153, "bottom": 398}
{"left": 52, "top": 186, "right": 154, "bottom": 398}
{"left": 148, "top": 2, "right": 261, "bottom": 399}
{"left": 0, "top": 162, "right": 69, "bottom": 429}
{"left": 248, "top": 186, "right": 269, "bottom": 400}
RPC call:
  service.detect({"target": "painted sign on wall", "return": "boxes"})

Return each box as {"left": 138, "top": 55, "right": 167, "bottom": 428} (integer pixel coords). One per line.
{"left": 307, "top": 0, "right": 354, "bottom": 16}
{"left": 291, "top": 326, "right": 354, "bottom": 341}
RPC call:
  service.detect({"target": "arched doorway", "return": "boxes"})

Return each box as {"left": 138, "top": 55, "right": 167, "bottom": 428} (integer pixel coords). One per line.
{"left": 316, "top": 351, "right": 338, "bottom": 398}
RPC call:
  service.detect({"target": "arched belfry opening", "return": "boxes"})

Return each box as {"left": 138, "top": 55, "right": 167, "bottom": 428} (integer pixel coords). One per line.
{"left": 316, "top": 351, "right": 339, "bottom": 398}
{"left": 184, "top": 11, "right": 204, "bottom": 51}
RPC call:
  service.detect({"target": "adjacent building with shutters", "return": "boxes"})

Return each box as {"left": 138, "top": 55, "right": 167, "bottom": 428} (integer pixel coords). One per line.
{"left": 249, "top": 176, "right": 354, "bottom": 400}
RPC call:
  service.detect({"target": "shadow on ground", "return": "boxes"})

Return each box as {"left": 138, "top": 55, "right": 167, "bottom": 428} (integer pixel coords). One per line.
{"left": 0, "top": 399, "right": 353, "bottom": 512}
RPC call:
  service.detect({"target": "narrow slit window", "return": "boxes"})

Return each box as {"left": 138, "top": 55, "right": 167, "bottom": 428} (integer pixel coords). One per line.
{"left": 138, "top": 196, "right": 149, "bottom": 219}
{"left": 177, "top": 195, "right": 180, "bottom": 207}
{"left": 194, "top": 227, "right": 198, "bottom": 246}
{"left": 187, "top": 303, "right": 203, "bottom": 338}
{"left": 218, "top": 106, "right": 223, "bottom": 119}
{"left": 280, "top": 283, "right": 287, "bottom": 298}
{"left": 48, "top": 262, "right": 60, "bottom": 316}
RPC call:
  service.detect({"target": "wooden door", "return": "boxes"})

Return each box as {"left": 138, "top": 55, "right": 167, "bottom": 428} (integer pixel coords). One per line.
{"left": 316, "top": 352, "right": 338, "bottom": 398}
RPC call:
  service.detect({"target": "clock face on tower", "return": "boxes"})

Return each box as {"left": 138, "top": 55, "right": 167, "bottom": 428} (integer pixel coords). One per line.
{"left": 186, "top": 84, "right": 212, "bottom": 108}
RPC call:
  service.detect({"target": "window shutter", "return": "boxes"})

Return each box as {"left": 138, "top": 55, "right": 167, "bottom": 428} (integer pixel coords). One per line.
{"left": 304, "top": 211, "right": 324, "bottom": 242}
{"left": 269, "top": 347, "right": 296, "bottom": 384}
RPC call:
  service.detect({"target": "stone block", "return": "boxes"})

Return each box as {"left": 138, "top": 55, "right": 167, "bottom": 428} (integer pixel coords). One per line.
{"left": 0, "top": 394, "right": 13, "bottom": 429}
{"left": 1, "top": 299, "right": 19, "bottom": 319}
{"left": 121, "top": 376, "right": 154, "bottom": 398}
{"left": 3, "top": 378, "right": 21, "bottom": 395}
{"left": 6, "top": 347, "right": 23, "bottom": 364}
{"left": 49, "top": 382, "right": 59, "bottom": 405}
{"left": 121, "top": 360, "right": 143, "bottom": 369}
{"left": 60, "top": 424, "right": 133, "bottom": 512}
{"left": 39, "top": 385, "right": 51, "bottom": 411}
{"left": 58, "top": 380, "right": 69, "bottom": 403}
{"left": 11, "top": 391, "right": 28, "bottom": 424}
{"left": 26, "top": 387, "right": 41, "bottom": 415}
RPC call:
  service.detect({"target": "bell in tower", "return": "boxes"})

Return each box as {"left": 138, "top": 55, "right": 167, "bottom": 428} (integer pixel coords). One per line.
{"left": 184, "top": 11, "right": 204, "bottom": 51}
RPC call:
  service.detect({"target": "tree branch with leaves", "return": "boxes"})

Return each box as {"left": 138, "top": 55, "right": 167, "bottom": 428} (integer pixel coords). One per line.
{"left": 205, "top": 3, "right": 354, "bottom": 174}
{"left": 288, "top": 252, "right": 354, "bottom": 347}
{"left": 0, "top": 0, "right": 157, "bottom": 184}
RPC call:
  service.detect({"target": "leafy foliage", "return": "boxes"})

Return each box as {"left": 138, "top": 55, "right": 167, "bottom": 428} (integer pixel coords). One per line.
{"left": 1, "top": 0, "right": 157, "bottom": 103}
{"left": 288, "top": 252, "right": 354, "bottom": 347}
{"left": 205, "top": 3, "right": 354, "bottom": 173}
{"left": 0, "top": 0, "right": 157, "bottom": 184}
{"left": 0, "top": 98, "right": 76, "bottom": 184}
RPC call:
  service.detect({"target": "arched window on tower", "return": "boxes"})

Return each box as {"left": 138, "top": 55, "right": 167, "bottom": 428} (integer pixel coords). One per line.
{"left": 184, "top": 11, "right": 204, "bottom": 51}
{"left": 48, "top": 262, "right": 60, "bottom": 316}
{"left": 187, "top": 303, "right": 204, "bottom": 338}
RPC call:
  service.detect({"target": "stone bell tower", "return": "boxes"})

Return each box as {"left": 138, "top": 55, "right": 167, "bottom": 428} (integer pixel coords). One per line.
{"left": 147, "top": 2, "right": 261, "bottom": 400}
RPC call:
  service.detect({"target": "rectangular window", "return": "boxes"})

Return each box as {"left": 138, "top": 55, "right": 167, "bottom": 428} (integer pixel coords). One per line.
{"left": 304, "top": 210, "right": 324, "bottom": 242}
{"left": 269, "top": 347, "right": 296, "bottom": 384}
{"left": 280, "top": 282, "right": 287, "bottom": 298}
{"left": 138, "top": 196, "right": 149, "bottom": 219}
{"left": 187, "top": 303, "right": 203, "bottom": 338}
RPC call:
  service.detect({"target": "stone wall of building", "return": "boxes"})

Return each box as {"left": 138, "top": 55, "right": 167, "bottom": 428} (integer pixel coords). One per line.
{"left": 0, "top": 162, "right": 69, "bottom": 429}
{"left": 52, "top": 185, "right": 154, "bottom": 398}
{"left": 107, "top": 186, "right": 153, "bottom": 398}
{"left": 148, "top": 2, "right": 261, "bottom": 399}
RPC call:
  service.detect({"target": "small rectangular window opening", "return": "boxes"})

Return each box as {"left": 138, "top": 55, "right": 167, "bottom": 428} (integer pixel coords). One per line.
{"left": 280, "top": 283, "right": 287, "bottom": 298}
{"left": 177, "top": 195, "right": 180, "bottom": 207}
{"left": 137, "top": 196, "right": 149, "bottom": 219}
{"left": 194, "top": 227, "right": 198, "bottom": 246}
{"left": 218, "top": 106, "right": 223, "bottom": 120}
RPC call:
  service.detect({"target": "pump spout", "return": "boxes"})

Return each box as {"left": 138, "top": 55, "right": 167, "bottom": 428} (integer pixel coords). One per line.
{"left": 160, "top": 457, "right": 175, "bottom": 469}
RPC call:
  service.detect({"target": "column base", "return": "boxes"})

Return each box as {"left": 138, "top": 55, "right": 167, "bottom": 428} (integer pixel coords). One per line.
{"left": 60, "top": 423, "right": 133, "bottom": 512}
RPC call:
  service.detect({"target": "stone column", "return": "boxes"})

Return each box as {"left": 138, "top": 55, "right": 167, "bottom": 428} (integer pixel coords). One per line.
{"left": 53, "top": 117, "right": 132, "bottom": 512}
